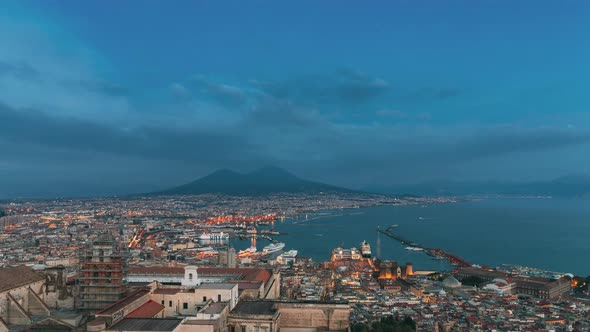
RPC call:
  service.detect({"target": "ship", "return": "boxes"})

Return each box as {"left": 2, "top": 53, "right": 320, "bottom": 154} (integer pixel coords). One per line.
{"left": 405, "top": 246, "right": 424, "bottom": 251}
{"left": 276, "top": 250, "right": 298, "bottom": 264}
{"left": 262, "top": 242, "right": 285, "bottom": 254}
{"left": 199, "top": 231, "right": 229, "bottom": 241}
{"left": 237, "top": 246, "right": 257, "bottom": 257}
{"left": 360, "top": 240, "right": 372, "bottom": 258}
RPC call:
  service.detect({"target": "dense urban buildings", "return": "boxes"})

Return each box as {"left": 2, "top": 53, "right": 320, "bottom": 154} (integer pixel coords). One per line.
{"left": 1, "top": 194, "right": 589, "bottom": 331}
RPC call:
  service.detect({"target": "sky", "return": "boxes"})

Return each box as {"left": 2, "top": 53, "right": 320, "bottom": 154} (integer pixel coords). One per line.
{"left": 1, "top": 1, "right": 590, "bottom": 198}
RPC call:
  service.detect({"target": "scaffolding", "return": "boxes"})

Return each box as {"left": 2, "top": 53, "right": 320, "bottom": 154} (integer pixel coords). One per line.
{"left": 78, "top": 237, "right": 128, "bottom": 313}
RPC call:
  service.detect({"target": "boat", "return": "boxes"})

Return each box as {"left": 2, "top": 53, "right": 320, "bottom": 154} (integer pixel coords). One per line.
{"left": 196, "top": 246, "right": 215, "bottom": 252}
{"left": 360, "top": 240, "right": 372, "bottom": 258}
{"left": 276, "top": 250, "right": 298, "bottom": 264}
{"left": 260, "top": 229, "right": 281, "bottom": 235}
{"left": 282, "top": 249, "right": 298, "bottom": 257}
{"left": 262, "top": 242, "right": 285, "bottom": 254}
{"left": 238, "top": 246, "right": 257, "bottom": 257}
{"left": 199, "top": 232, "right": 229, "bottom": 241}
{"left": 405, "top": 246, "right": 424, "bottom": 251}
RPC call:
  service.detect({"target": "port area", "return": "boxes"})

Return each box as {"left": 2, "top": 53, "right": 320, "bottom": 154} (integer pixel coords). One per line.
{"left": 377, "top": 225, "right": 472, "bottom": 268}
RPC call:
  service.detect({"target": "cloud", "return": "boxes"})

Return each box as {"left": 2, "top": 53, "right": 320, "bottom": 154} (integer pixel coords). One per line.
{"left": 189, "top": 75, "right": 248, "bottom": 106}
{"left": 0, "top": 60, "right": 40, "bottom": 79}
{"left": 169, "top": 82, "right": 191, "bottom": 100}
{"left": 246, "top": 97, "right": 323, "bottom": 128}
{"left": 453, "top": 127, "right": 590, "bottom": 160}
{"left": 0, "top": 17, "right": 132, "bottom": 122}
{"left": 376, "top": 109, "right": 406, "bottom": 118}
{"left": 1, "top": 7, "right": 588, "bottom": 197}
{"left": 403, "top": 87, "right": 462, "bottom": 102}
{"left": 0, "top": 102, "right": 265, "bottom": 165}
{"left": 254, "top": 69, "right": 389, "bottom": 105}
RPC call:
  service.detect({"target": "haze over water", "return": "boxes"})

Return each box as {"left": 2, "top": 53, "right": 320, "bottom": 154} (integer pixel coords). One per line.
{"left": 269, "top": 198, "right": 590, "bottom": 276}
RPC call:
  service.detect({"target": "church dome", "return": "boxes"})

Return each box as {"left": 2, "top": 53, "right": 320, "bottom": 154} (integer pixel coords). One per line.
{"left": 442, "top": 276, "right": 462, "bottom": 289}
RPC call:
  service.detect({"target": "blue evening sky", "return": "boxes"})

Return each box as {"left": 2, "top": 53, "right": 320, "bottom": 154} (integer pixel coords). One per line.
{"left": 1, "top": 1, "right": 589, "bottom": 197}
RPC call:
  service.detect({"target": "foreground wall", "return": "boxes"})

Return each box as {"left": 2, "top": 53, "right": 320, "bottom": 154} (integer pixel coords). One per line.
{"left": 276, "top": 302, "right": 350, "bottom": 332}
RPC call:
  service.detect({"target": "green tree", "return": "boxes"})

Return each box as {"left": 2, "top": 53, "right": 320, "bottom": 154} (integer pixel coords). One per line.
{"left": 461, "top": 276, "right": 485, "bottom": 287}
{"left": 353, "top": 316, "right": 416, "bottom": 332}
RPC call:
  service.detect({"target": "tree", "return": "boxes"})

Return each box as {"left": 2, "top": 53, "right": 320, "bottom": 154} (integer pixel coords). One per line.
{"left": 353, "top": 316, "right": 416, "bottom": 332}
{"left": 461, "top": 276, "right": 485, "bottom": 287}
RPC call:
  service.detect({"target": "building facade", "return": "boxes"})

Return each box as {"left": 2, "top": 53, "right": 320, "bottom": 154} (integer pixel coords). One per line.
{"left": 79, "top": 239, "right": 128, "bottom": 313}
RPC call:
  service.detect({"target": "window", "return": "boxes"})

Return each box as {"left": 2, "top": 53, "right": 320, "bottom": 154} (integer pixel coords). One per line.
{"left": 188, "top": 273, "right": 193, "bottom": 280}
{"left": 241, "top": 326, "right": 246, "bottom": 332}
{"left": 169, "top": 301, "right": 172, "bottom": 307}
{"left": 229, "top": 326, "right": 235, "bottom": 332}
{"left": 183, "top": 302, "right": 188, "bottom": 309}
{"left": 203, "top": 296, "right": 207, "bottom": 302}
{"left": 161, "top": 300, "right": 164, "bottom": 305}
{"left": 217, "top": 294, "right": 221, "bottom": 302}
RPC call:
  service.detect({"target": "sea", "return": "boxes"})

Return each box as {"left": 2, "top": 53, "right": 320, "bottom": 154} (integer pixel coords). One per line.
{"left": 234, "top": 197, "right": 590, "bottom": 276}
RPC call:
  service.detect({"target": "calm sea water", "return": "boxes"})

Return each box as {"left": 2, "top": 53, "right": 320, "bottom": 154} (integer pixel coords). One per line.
{"left": 247, "top": 198, "right": 590, "bottom": 276}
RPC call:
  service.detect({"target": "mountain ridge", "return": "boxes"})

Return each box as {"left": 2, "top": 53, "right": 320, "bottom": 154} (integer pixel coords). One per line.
{"left": 153, "top": 166, "right": 357, "bottom": 196}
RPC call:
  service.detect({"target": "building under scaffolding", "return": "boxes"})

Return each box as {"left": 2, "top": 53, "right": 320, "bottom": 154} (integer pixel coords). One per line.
{"left": 78, "top": 237, "right": 128, "bottom": 313}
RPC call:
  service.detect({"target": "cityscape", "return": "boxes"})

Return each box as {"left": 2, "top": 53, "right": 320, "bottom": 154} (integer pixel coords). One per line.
{"left": 2, "top": 1, "right": 590, "bottom": 332}
{"left": 1, "top": 191, "right": 589, "bottom": 331}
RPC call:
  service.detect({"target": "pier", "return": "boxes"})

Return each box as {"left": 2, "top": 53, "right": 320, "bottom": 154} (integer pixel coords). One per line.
{"left": 377, "top": 225, "right": 472, "bottom": 268}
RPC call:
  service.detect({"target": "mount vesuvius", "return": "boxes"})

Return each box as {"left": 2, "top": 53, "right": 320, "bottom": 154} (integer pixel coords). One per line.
{"left": 153, "top": 166, "right": 356, "bottom": 196}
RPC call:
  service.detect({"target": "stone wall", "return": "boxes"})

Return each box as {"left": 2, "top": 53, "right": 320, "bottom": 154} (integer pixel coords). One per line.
{"left": 276, "top": 302, "right": 350, "bottom": 332}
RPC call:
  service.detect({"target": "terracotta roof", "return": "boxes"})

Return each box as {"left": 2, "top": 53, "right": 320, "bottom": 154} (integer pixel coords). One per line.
{"left": 126, "top": 300, "right": 165, "bottom": 318}
{"left": 96, "top": 289, "right": 150, "bottom": 315}
{"left": 199, "top": 268, "right": 272, "bottom": 283}
{"left": 237, "top": 282, "right": 262, "bottom": 290}
{"left": 0, "top": 265, "right": 44, "bottom": 292}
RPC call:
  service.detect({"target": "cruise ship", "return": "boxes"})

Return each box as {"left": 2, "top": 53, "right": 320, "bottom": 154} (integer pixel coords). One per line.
{"left": 238, "top": 246, "right": 257, "bottom": 257}
{"left": 360, "top": 240, "right": 372, "bottom": 258}
{"left": 199, "top": 232, "right": 229, "bottom": 241}
{"left": 276, "top": 250, "right": 298, "bottom": 264}
{"left": 262, "top": 242, "right": 285, "bottom": 254}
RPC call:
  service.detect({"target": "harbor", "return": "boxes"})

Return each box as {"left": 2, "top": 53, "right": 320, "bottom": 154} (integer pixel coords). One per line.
{"left": 378, "top": 225, "right": 472, "bottom": 268}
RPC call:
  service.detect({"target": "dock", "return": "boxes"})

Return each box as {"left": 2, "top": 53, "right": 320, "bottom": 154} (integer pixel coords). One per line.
{"left": 377, "top": 225, "right": 472, "bottom": 268}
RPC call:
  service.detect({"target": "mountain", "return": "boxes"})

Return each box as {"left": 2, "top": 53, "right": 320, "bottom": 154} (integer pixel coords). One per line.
{"left": 367, "top": 174, "right": 590, "bottom": 197}
{"left": 154, "top": 166, "right": 356, "bottom": 195}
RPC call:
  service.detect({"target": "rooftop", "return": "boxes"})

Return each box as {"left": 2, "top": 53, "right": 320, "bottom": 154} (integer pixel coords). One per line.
{"left": 96, "top": 289, "right": 150, "bottom": 315}
{"left": 202, "top": 302, "right": 227, "bottom": 315}
{"left": 230, "top": 301, "right": 277, "bottom": 316}
{"left": 0, "top": 265, "right": 45, "bottom": 293}
{"left": 107, "top": 319, "right": 182, "bottom": 332}
{"left": 125, "top": 300, "right": 165, "bottom": 319}
{"left": 153, "top": 288, "right": 182, "bottom": 295}
{"left": 198, "top": 283, "right": 236, "bottom": 290}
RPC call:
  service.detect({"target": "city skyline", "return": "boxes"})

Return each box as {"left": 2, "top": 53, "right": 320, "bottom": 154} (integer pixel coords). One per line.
{"left": 2, "top": 1, "right": 590, "bottom": 198}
